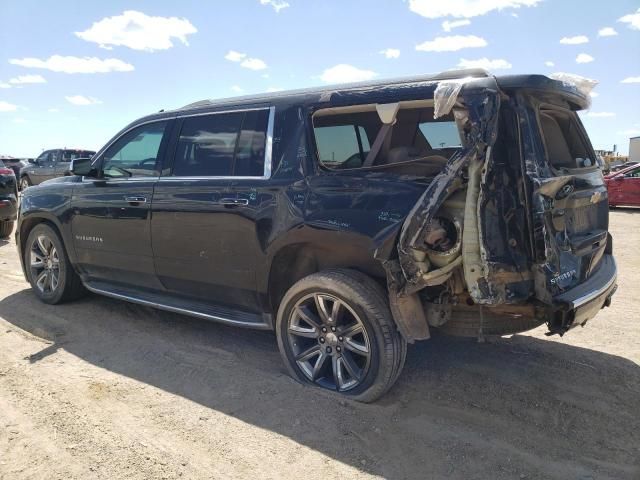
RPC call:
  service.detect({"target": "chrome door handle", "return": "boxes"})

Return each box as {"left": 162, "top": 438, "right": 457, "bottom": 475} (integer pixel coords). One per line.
{"left": 125, "top": 196, "right": 147, "bottom": 204}
{"left": 220, "top": 198, "right": 248, "bottom": 206}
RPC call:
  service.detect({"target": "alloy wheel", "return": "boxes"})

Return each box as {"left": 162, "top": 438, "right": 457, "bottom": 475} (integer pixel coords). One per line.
{"left": 287, "top": 293, "right": 371, "bottom": 392}
{"left": 29, "top": 234, "right": 60, "bottom": 294}
{"left": 20, "top": 178, "right": 30, "bottom": 190}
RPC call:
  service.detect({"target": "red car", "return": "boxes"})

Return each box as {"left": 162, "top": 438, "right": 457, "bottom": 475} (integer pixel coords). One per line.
{"left": 606, "top": 164, "right": 640, "bottom": 207}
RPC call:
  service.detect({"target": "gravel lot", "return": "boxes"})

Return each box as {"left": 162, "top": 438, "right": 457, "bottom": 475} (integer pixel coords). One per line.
{"left": 0, "top": 210, "right": 638, "bottom": 480}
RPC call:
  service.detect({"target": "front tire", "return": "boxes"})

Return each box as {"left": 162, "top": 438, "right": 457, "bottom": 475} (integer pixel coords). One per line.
{"left": 24, "top": 224, "right": 85, "bottom": 304}
{"left": 19, "top": 176, "right": 32, "bottom": 191}
{"left": 0, "top": 220, "right": 14, "bottom": 239}
{"left": 276, "top": 269, "right": 406, "bottom": 402}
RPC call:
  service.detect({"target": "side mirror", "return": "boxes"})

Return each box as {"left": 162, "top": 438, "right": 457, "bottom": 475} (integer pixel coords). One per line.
{"left": 70, "top": 157, "right": 97, "bottom": 177}
{"left": 27, "top": 158, "right": 36, "bottom": 164}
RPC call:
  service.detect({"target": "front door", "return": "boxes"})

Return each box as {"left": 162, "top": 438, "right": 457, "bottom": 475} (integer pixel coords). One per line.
{"left": 29, "top": 150, "right": 57, "bottom": 185}
{"left": 70, "top": 120, "right": 171, "bottom": 289}
{"left": 151, "top": 108, "right": 272, "bottom": 311}
{"left": 620, "top": 167, "right": 640, "bottom": 206}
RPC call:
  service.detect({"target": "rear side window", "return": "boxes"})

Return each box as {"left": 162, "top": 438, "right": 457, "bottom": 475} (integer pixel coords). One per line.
{"left": 419, "top": 121, "right": 461, "bottom": 149}
{"left": 315, "top": 125, "right": 370, "bottom": 169}
{"left": 172, "top": 109, "right": 270, "bottom": 177}
{"left": 61, "top": 150, "right": 95, "bottom": 162}
{"left": 540, "top": 108, "right": 593, "bottom": 169}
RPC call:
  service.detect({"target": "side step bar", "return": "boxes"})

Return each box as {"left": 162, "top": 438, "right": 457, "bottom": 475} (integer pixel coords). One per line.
{"left": 84, "top": 281, "right": 272, "bottom": 330}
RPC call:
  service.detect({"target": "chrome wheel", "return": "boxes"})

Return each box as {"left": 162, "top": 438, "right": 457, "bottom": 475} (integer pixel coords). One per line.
{"left": 287, "top": 293, "right": 371, "bottom": 392}
{"left": 20, "top": 178, "right": 30, "bottom": 190}
{"left": 29, "top": 234, "right": 60, "bottom": 294}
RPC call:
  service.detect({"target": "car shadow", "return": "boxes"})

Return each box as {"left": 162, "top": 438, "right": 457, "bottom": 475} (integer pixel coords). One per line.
{"left": 0, "top": 289, "right": 638, "bottom": 479}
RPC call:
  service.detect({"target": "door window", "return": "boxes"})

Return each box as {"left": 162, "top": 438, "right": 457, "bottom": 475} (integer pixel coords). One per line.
{"left": 315, "top": 125, "right": 370, "bottom": 169}
{"left": 172, "top": 109, "right": 270, "bottom": 177}
{"left": 36, "top": 151, "right": 53, "bottom": 166}
{"left": 624, "top": 167, "right": 640, "bottom": 178}
{"left": 419, "top": 121, "right": 461, "bottom": 149}
{"left": 101, "top": 121, "right": 168, "bottom": 178}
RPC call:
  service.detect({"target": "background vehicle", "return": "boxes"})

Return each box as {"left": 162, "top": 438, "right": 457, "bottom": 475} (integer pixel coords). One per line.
{"left": 16, "top": 71, "right": 617, "bottom": 401}
{"left": 0, "top": 160, "right": 18, "bottom": 238}
{"left": 0, "top": 156, "right": 30, "bottom": 178}
{"left": 606, "top": 163, "right": 640, "bottom": 207}
{"left": 19, "top": 148, "right": 95, "bottom": 189}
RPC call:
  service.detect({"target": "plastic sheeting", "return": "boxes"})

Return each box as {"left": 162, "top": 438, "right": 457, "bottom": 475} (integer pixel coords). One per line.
{"left": 549, "top": 73, "right": 598, "bottom": 107}
{"left": 433, "top": 77, "right": 473, "bottom": 119}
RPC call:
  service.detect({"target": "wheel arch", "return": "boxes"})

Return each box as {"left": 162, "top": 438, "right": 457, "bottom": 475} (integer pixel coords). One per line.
{"left": 18, "top": 214, "right": 75, "bottom": 278}
{"left": 265, "top": 237, "right": 386, "bottom": 315}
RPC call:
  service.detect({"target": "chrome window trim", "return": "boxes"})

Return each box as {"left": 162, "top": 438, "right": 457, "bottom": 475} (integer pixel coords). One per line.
{"left": 88, "top": 105, "right": 275, "bottom": 182}
{"left": 169, "top": 105, "right": 275, "bottom": 181}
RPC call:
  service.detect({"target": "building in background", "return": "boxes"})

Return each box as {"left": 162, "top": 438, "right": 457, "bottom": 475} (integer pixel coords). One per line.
{"left": 629, "top": 137, "right": 640, "bottom": 164}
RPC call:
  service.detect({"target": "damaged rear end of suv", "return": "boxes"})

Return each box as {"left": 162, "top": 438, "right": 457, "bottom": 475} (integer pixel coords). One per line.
{"left": 378, "top": 72, "right": 617, "bottom": 343}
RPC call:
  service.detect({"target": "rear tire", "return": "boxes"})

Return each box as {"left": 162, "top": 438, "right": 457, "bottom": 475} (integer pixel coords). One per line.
{"left": 276, "top": 269, "right": 407, "bottom": 403}
{"left": 0, "top": 220, "right": 14, "bottom": 239}
{"left": 24, "top": 223, "right": 86, "bottom": 304}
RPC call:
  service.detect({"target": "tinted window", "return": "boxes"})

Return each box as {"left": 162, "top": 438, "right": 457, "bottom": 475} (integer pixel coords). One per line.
{"left": 61, "top": 150, "right": 95, "bottom": 162}
{"left": 419, "top": 121, "right": 461, "bottom": 148}
{"left": 173, "top": 110, "right": 269, "bottom": 177}
{"left": 540, "top": 109, "right": 592, "bottom": 169}
{"left": 36, "top": 151, "right": 53, "bottom": 165}
{"left": 315, "top": 125, "right": 370, "bottom": 169}
{"left": 102, "top": 121, "right": 168, "bottom": 178}
{"left": 235, "top": 110, "right": 269, "bottom": 176}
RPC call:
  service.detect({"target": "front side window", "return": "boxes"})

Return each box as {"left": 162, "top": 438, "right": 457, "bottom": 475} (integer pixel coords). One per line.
{"left": 36, "top": 151, "right": 53, "bottom": 165}
{"left": 625, "top": 167, "right": 640, "bottom": 178}
{"left": 101, "top": 121, "right": 168, "bottom": 178}
{"left": 172, "top": 109, "right": 269, "bottom": 177}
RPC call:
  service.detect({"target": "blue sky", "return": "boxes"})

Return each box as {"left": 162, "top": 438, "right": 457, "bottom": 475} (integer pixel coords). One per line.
{"left": 0, "top": 0, "right": 639, "bottom": 157}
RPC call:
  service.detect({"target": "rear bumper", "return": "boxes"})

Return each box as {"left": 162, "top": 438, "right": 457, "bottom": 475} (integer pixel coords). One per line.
{"left": 548, "top": 254, "right": 617, "bottom": 334}
{"left": 0, "top": 196, "right": 17, "bottom": 221}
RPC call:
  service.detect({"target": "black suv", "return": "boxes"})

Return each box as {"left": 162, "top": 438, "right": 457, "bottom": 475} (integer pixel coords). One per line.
{"left": 0, "top": 159, "right": 18, "bottom": 238}
{"left": 19, "top": 148, "right": 95, "bottom": 190}
{"left": 16, "top": 70, "right": 617, "bottom": 401}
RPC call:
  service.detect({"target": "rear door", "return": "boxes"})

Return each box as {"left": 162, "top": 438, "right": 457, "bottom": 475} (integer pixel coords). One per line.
{"left": 521, "top": 101, "right": 609, "bottom": 299}
{"left": 151, "top": 107, "right": 273, "bottom": 311}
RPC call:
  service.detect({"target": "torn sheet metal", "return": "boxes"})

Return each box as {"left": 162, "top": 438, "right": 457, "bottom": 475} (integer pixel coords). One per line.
{"left": 433, "top": 77, "right": 473, "bottom": 119}
{"left": 549, "top": 73, "right": 598, "bottom": 107}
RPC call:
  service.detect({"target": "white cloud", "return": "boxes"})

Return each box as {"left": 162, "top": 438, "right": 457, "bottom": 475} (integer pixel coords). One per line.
{"left": 598, "top": 27, "right": 618, "bottom": 37}
{"left": 442, "top": 19, "right": 471, "bottom": 32}
{"left": 619, "top": 8, "right": 640, "bottom": 30}
{"left": 576, "top": 53, "right": 594, "bottom": 64}
{"left": 621, "top": 76, "right": 640, "bottom": 83}
{"left": 585, "top": 111, "right": 615, "bottom": 118}
{"left": 589, "top": 91, "right": 599, "bottom": 98}
{"left": 416, "top": 35, "right": 487, "bottom": 52}
{"left": 0, "top": 101, "right": 18, "bottom": 112}
{"left": 240, "top": 58, "right": 267, "bottom": 70}
{"left": 408, "top": 0, "right": 542, "bottom": 19}
{"left": 224, "top": 50, "right": 267, "bottom": 70}
{"left": 230, "top": 85, "right": 244, "bottom": 93}
{"left": 9, "top": 55, "right": 133, "bottom": 74}
{"left": 225, "top": 50, "right": 246, "bottom": 62}
{"left": 0, "top": 82, "right": 10, "bottom": 89}
{"left": 75, "top": 10, "right": 196, "bottom": 52}
{"left": 560, "top": 35, "right": 589, "bottom": 45}
{"left": 457, "top": 57, "right": 512, "bottom": 70}
{"left": 259, "top": 0, "right": 290, "bottom": 13}
{"left": 545, "top": 61, "right": 555, "bottom": 67}
{"left": 9, "top": 74, "right": 46, "bottom": 85}
{"left": 379, "top": 48, "right": 400, "bottom": 59}
{"left": 65, "top": 95, "right": 102, "bottom": 106}
{"left": 48, "top": 108, "right": 59, "bottom": 112}
{"left": 320, "top": 64, "right": 377, "bottom": 84}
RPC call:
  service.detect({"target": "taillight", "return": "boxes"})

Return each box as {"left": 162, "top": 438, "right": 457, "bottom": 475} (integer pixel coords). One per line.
{"left": 0, "top": 167, "right": 14, "bottom": 176}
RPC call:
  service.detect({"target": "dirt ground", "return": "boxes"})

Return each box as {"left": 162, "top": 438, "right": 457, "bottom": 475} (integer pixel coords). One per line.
{"left": 0, "top": 211, "right": 638, "bottom": 480}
